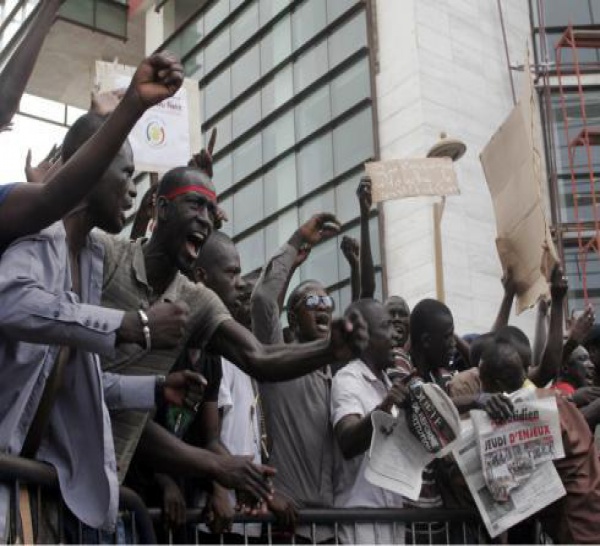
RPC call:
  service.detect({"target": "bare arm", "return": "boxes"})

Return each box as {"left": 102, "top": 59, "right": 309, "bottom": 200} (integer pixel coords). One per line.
{"left": 357, "top": 177, "right": 375, "bottom": 299}
{"left": 529, "top": 266, "right": 567, "bottom": 387}
{"left": 532, "top": 299, "right": 549, "bottom": 368}
{"left": 0, "top": 53, "right": 183, "bottom": 248}
{"left": 341, "top": 236, "right": 360, "bottom": 302}
{"left": 491, "top": 268, "right": 516, "bottom": 333}
{"left": 454, "top": 334, "right": 472, "bottom": 368}
{"left": 208, "top": 310, "right": 367, "bottom": 382}
{"left": 0, "top": 0, "right": 63, "bottom": 128}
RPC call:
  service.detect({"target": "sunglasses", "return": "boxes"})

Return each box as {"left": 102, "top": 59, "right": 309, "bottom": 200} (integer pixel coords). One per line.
{"left": 296, "top": 294, "right": 335, "bottom": 311}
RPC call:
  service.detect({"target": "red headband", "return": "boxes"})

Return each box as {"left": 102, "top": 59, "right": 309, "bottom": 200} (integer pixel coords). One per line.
{"left": 164, "top": 185, "right": 217, "bottom": 202}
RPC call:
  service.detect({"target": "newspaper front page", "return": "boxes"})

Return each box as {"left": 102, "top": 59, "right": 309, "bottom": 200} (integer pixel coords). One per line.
{"left": 452, "top": 424, "right": 565, "bottom": 538}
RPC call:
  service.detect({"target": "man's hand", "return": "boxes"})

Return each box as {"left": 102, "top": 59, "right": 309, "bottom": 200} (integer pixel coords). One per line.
{"left": 378, "top": 381, "right": 410, "bottom": 414}
{"left": 550, "top": 264, "right": 568, "bottom": 301}
{"left": 163, "top": 370, "right": 207, "bottom": 410}
{"left": 357, "top": 177, "right": 372, "bottom": 216}
{"left": 295, "top": 213, "right": 341, "bottom": 246}
{"left": 213, "top": 205, "right": 228, "bottom": 230}
{"left": 203, "top": 485, "right": 234, "bottom": 535}
{"left": 568, "top": 304, "right": 595, "bottom": 343}
{"left": 476, "top": 393, "right": 514, "bottom": 421}
{"left": 161, "top": 477, "right": 186, "bottom": 529}
{"left": 569, "top": 386, "right": 600, "bottom": 407}
{"left": 268, "top": 492, "right": 297, "bottom": 531}
{"left": 189, "top": 127, "right": 217, "bottom": 178}
{"left": 215, "top": 456, "right": 276, "bottom": 504}
{"left": 329, "top": 307, "right": 369, "bottom": 361}
{"left": 340, "top": 235, "right": 360, "bottom": 268}
{"left": 90, "top": 88, "right": 126, "bottom": 116}
{"left": 126, "top": 52, "right": 184, "bottom": 112}
{"left": 147, "top": 301, "right": 190, "bottom": 348}
{"left": 501, "top": 267, "right": 516, "bottom": 298}
{"left": 25, "top": 144, "right": 61, "bottom": 184}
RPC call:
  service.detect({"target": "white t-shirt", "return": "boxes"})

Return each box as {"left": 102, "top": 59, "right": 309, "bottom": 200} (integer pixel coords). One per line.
{"left": 218, "top": 358, "right": 262, "bottom": 538}
{"left": 331, "top": 359, "right": 405, "bottom": 544}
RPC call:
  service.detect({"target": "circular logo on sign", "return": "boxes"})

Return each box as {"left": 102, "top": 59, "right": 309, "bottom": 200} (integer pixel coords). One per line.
{"left": 145, "top": 119, "right": 166, "bottom": 147}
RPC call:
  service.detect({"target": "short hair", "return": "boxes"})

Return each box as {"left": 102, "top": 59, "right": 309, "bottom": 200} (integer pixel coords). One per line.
{"left": 195, "top": 231, "right": 235, "bottom": 270}
{"left": 156, "top": 166, "right": 211, "bottom": 199}
{"left": 495, "top": 326, "right": 532, "bottom": 370}
{"left": 61, "top": 112, "right": 108, "bottom": 162}
{"left": 480, "top": 340, "right": 524, "bottom": 393}
{"left": 410, "top": 298, "right": 452, "bottom": 347}
{"left": 286, "top": 279, "right": 324, "bottom": 313}
{"left": 346, "top": 298, "right": 384, "bottom": 325}
{"left": 469, "top": 332, "right": 495, "bottom": 367}
{"left": 385, "top": 295, "right": 410, "bottom": 315}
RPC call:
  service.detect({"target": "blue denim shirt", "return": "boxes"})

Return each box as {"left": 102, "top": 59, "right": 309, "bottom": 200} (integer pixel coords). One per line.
{"left": 0, "top": 222, "right": 156, "bottom": 538}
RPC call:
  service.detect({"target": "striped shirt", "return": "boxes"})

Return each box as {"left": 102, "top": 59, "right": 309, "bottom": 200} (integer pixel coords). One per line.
{"left": 96, "top": 233, "right": 232, "bottom": 481}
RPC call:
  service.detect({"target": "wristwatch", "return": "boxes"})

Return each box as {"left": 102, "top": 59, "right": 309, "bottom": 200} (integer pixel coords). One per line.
{"left": 137, "top": 309, "right": 151, "bottom": 350}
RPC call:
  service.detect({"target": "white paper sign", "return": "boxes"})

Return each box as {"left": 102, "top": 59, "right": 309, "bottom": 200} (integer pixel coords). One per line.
{"left": 95, "top": 61, "right": 194, "bottom": 173}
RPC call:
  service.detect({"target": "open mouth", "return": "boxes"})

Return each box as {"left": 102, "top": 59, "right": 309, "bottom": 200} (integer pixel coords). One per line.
{"left": 315, "top": 312, "right": 330, "bottom": 333}
{"left": 185, "top": 232, "right": 206, "bottom": 261}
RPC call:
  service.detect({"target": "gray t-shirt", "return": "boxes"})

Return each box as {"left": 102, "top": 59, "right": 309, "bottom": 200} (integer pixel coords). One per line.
{"left": 252, "top": 243, "right": 335, "bottom": 542}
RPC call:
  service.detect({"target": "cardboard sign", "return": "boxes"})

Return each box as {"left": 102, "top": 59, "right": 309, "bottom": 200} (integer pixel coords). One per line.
{"left": 95, "top": 61, "right": 201, "bottom": 173}
{"left": 480, "top": 53, "right": 558, "bottom": 313}
{"left": 365, "top": 158, "right": 460, "bottom": 202}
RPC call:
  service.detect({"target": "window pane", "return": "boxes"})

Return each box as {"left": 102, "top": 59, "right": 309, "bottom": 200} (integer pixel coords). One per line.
{"left": 205, "top": 0, "right": 229, "bottom": 31}
{"left": 297, "top": 132, "right": 334, "bottom": 195}
{"left": 233, "top": 91, "right": 261, "bottom": 139}
{"left": 326, "top": 0, "right": 358, "bottom": 23}
{"left": 233, "top": 133, "right": 263, "bottom": 181}
{"left": 263, "top": 110, "right": 295, "bottom": 163}
{"left": 292, "top": 0, "right": 327, "bottom": 50}
{"left": 204, "top": 29, "right": 230, "bottom": 74}
{"left": 238, "top": 230, "right": 266, "bottom": 274}
{"left": 328, "top": 10, "right": 367, "bottom": 68}
{"left": 564, "top": 241, "right": 600, "bottom": 312}
{"left": 300, "top": 237, "right": 339, "bottom": 286}
{"left": 294, "top": 40, "right": 328, "bottom": 93}
{"left": 534, "top": 0, "right": 592, "bottom": 26}
{"left": 204, "top": 68, "right": 231, "bottom": 119}
{"left": 264, "top": 154, "right": 298, "bottom": 215}
{"left": 333, "top": 108, "right": 374, "bottom": 176}
{"left": 213, "top": 154, "right": 234, "bottom": 192}
{"left": 184, "top": 52, "right": 204, "bottom": 79}
{"left": 295, "top": 84, "right": 331, "bottom": 141}
{"left": 234, "top": 177, "right": 264, "bottom": 234}
{"left": 334, "top": 173, "right": 361, "bottom": 224}
{"left": 231, "top": 2, "right": 259, "bottom": 51}
{"left": 299, "top": 188, "right": 335, "bottom": 223}
{"left": 261, "top": 15, "right": 292, "bottom": 75}
{"left": 265, "top": 208, "right": 298, "bottom": 256}
{"left": 96, "top": 2, "right": 127, "bottom": 37}
{"left": 218, "top": 196, "right": 234, "bottom": 237}
{"left": 262, "top": 65, "right": 293, "bottom": 116}
{"left": 331, "top": 57, "right": 370, "bottom": 118}
{"left": 259, "top": 0, "right": 290, "bottom": 26}
{"left": 232, "top": 44, "right": 261, "bottom": 97}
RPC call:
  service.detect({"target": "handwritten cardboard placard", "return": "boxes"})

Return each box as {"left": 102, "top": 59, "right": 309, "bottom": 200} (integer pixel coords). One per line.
{"left": 365, "top": 158, "right": 460, "bottom": 203}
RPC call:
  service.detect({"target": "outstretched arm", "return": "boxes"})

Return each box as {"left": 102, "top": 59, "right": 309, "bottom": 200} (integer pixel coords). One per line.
{"left": 357, "top": 177, "right": 375, "bottom": 298}
{"left": 340, "top": 236, "right": 360, "bottom": 302}
{"left": 250, "top": 213, "right": 340, "bottom": 344}
{"left": 208, "top": 308, "right": 368, "bottom": 382}
{"left": 491, "top": 268, "right": 516, "bottom": 332}
{"left": 529, "top": 265, "right": 567, "bottom": 387}
{"left": 0, "top": 52, "right": 184, "bottom": 248}
{"left": 0, "top": 0, "right": 63, "bottom": 129}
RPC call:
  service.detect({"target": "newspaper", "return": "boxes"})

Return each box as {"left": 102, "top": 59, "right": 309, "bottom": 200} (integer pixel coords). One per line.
{"left": 470, "top": 391, "right": 564, "bottom": 502}
{"left": 452, "top": 423, "right": 565, "bottom": 538}
{"left": 365, "top": 410, "right": 435, "bottom": 500}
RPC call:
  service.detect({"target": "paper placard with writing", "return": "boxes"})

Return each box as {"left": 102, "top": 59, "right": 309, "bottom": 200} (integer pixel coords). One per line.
{"left": 365, "top": 158, "right": 460, "bottom": 203}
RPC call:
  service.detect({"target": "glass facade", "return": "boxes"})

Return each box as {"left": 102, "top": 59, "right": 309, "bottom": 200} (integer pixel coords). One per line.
{"left": 532, "top": 0, "right": 600, "bottom": 310}
{"left": 159, "top": 0, "right": 381, "bottom": 309}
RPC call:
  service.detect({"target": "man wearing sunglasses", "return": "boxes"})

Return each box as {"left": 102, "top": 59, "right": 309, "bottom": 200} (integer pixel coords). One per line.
{"left": 251, "top": 213, "right": 341, "bottom": 543}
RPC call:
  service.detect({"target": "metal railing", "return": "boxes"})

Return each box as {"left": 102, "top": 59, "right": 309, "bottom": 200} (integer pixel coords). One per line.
{"left": 0, "top": 453, "right": 551, "bottom": 545}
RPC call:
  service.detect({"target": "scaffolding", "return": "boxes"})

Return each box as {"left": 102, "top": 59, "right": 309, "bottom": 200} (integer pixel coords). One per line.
{"left": 554, "top": 25, "right": 600, "bottom": 303}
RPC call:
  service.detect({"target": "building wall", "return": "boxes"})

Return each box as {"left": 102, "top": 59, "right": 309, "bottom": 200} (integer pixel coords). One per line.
{"left": 375, "top": 0, "right": 538, "bottom": 336}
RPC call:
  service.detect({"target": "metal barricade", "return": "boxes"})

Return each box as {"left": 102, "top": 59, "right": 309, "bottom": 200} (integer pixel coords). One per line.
{"left": 0, "top": 453, "right": 156, "bottom": 544}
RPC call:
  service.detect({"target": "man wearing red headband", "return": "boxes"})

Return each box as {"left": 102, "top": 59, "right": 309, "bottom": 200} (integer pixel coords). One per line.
{"left": 95, "top": 164, "right": 369, "bottom": 505}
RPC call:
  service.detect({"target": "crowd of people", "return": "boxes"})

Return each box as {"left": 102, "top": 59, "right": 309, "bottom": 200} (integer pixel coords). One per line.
{"left": 0, "top": 4, "right": 599, "bottom": 545}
